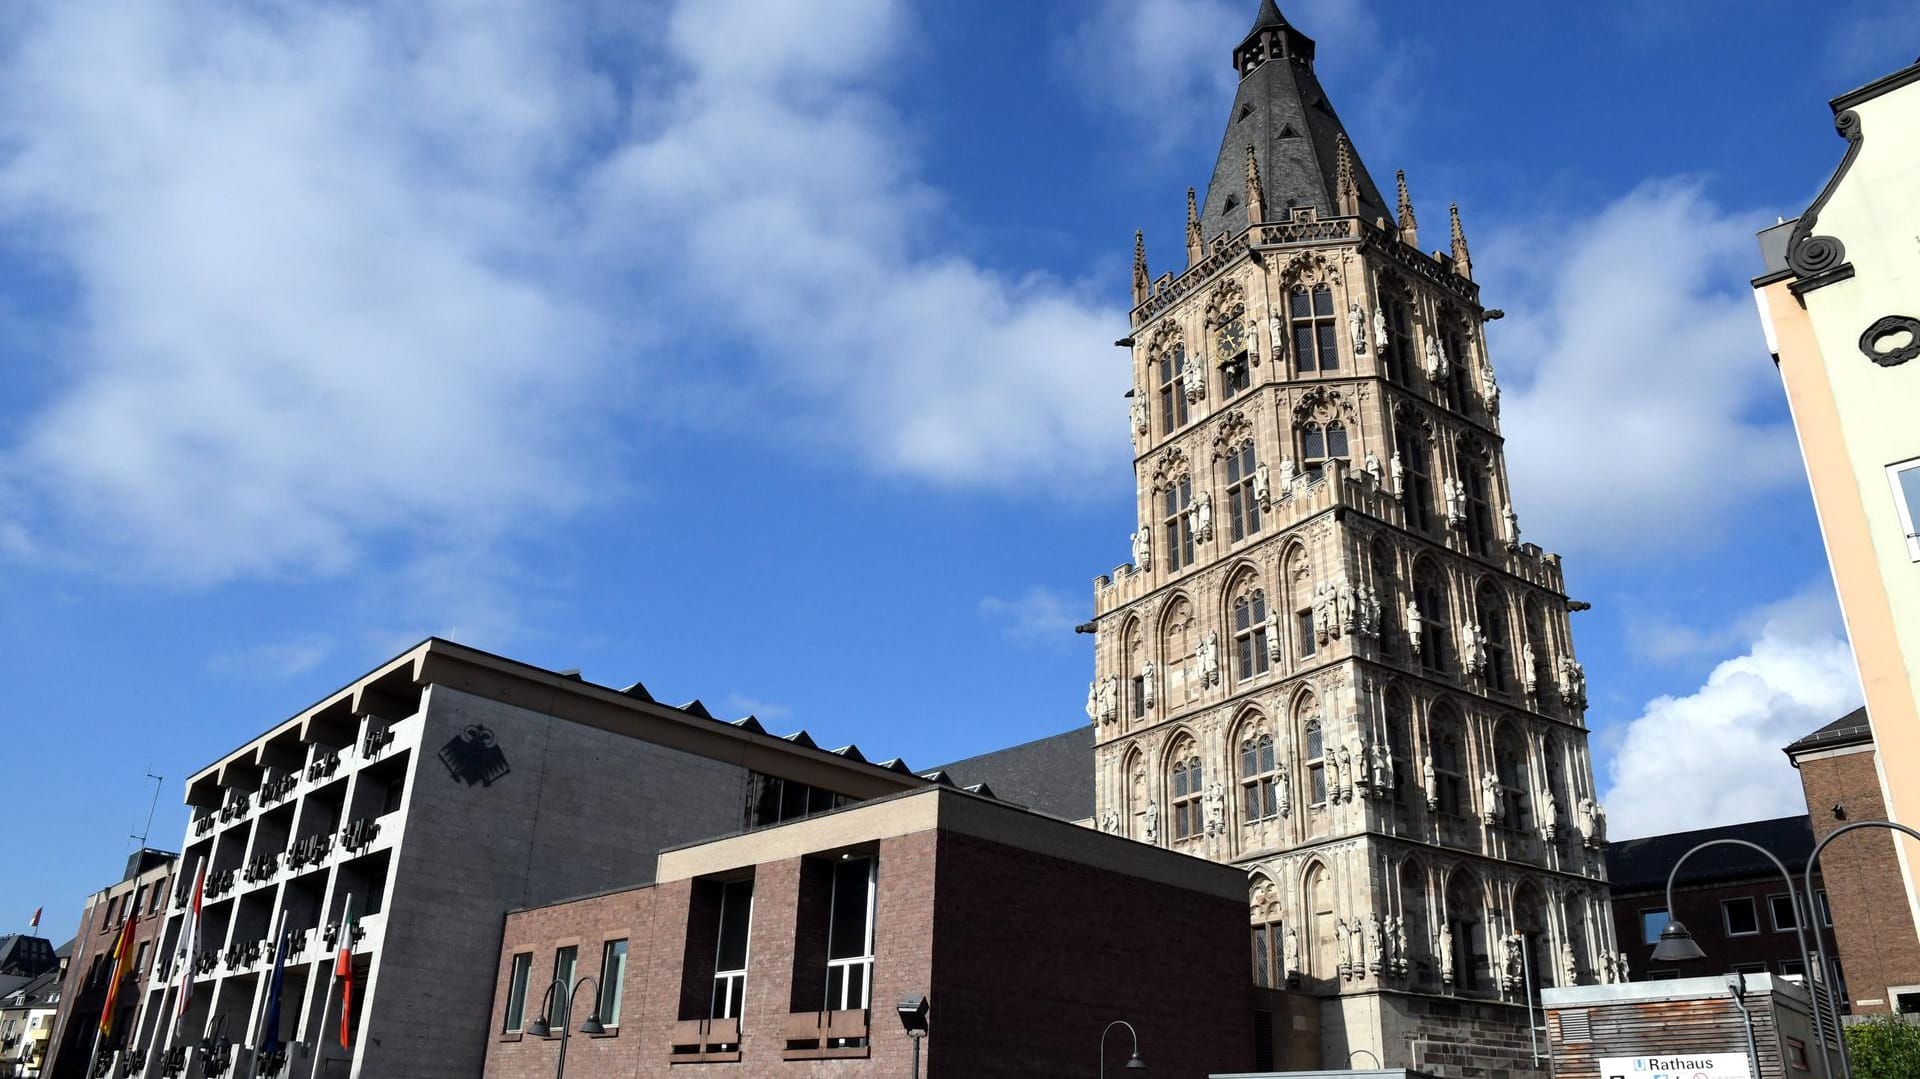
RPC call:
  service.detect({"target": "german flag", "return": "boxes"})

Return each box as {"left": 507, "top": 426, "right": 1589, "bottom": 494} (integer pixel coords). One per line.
{"left": 98, "top": 908, "right": 140, "bottom": 1038}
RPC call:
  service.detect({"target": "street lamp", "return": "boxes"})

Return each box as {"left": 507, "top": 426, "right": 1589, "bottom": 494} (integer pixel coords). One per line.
{"left": 1654, "top": 838, "right": 1829, "bottom": 1077}
{"left": 1099, "top": 1019, "right": 1147, "bottom": 1077}
{"left": 526, "top": 975, "right": 603, "bottom": 1079}
{"left": 1804, "top": 818, "right": 1920, "bottom": 1079}
{"left": 896, "top": 992, "right": 929, "bottom": 1079}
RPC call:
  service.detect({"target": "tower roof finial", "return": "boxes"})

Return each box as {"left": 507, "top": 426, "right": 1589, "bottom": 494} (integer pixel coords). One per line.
{"left": 1450, "top": 203, "right": 1472, "bottom": 279}
{"left": 1132, "top": 230, "right": 1150, "bottom": 304}
{"left": 1396, "top": 170, "right": 1418, "bottom": 246}
{"left": 1249, "top": 0, "right": 1286, "bottom": 33}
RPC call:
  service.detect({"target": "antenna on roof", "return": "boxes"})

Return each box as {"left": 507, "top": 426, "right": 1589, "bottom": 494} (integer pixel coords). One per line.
{"left": 130, "top": 772, "right": 163, "bottom": 849}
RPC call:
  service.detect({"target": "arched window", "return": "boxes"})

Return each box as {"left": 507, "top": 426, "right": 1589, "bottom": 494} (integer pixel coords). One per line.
{"left": 1217, "top": 309, "right": 1250, "bottom": 398}
{"left": 1240, "top": 730, "right": 1278, "bottom": 823}
{"left": 1250, "top": 876, "right": 1282, "bottom": 987}
{"left": 1123, "top": 746, "right": 1146, "bottom": 838}
{"left": 1161, "top": 597, "right": 1195, "bottom": 709}
{"left": 1456, "top": 447, "right": 1495, "bottom": 555}
{"left": 1157, "top": 343, "right": 1190, "bottom": 431}
{"left": 1543, "top": 737, "right": 1569, "bottom": 836}
{"left": 1170, "top": 746, "right": 1204, "bottom": 841}
{"left": 1226, "top": 442, "right": 1262, "bottom": 540}
{"left": 1496, "top": 725, "right": 1532, "bottom": 832}
{"left": 1233, "top": 587, "right": 1271, "bottom": 681}
{"left": 1384, "top": 292, "right": 1415, "bottom": 384}
{"left": 1301, "top": 421, "right": 1349, "bottom": 480}
{"left": 1395, "top": 422, "right": 1434, "bottom": 531}
{"left": 1306, "top": 862, "right": 1336, "bottom": 982}
{"left": 1305, "top": 716, "right": 1327, "bottom": 805}
{"left": 1289, "top": 285, "right": 1339, "bottom": 372}
{"left": 1122, "top": 617, "right": 1146, "bottom": 721}
{"left": 1523, "top": 600, "right": 1552, "bottom": 693}
{"left": 1385, "top": 688, "right": 1413, "bottom": 806}
{"left": 1162, "top": 476, "right": 1195, "bottom": 573}
{"left": 1430, "top": 706, "right": 1466, "bottom": 819}
{"left": 1513, "top": 883, "right": 1552, "bottom": 992}
{"left": 1446, "top": 872, "right": 1488, "bottom": 992}
{"left": 1414, "top": 562, "right": 1451, "bottom": 674}
{"left": 1477, "top": 582, "right": 1511, "bottom": 692}
{"left": 1371, "top": 538, "right": 1399, "bottom": 645}
{"left": 1445, "top": 327, "right": 1474, "bottom": 408}
{"left": 1399, "top": 860, "right": 1431, "bottom": 988}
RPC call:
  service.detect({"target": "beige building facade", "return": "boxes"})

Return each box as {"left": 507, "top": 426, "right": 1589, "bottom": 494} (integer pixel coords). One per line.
{"left": 1752, "top": 56, "right": 1920, "bottom": 933}
{"left": 1086, "top": 3, "right": 1617, "bottom": 1074}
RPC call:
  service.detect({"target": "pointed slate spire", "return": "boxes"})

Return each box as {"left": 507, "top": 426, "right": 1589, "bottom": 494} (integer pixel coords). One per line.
{"left": 1450, "top": 203, "right": 1473, "bottom": 279}
{"left": 1334, "top": 134, "right": 1360, "bottom": 217}
{"left": 1200, "top": 2, "right": 1388, "bottom": 240}
{"left": 1186, "top": 188, "right": 1203, "bottom": 266}
{"left": 1244, "top": 144, "right": 1267, "bottom": 225}
{"left": 1396, "top": 169, "right": 1418, "bottom": 247}
{"left": 1132, "top": 231, "right": 1150, "bottom": 305}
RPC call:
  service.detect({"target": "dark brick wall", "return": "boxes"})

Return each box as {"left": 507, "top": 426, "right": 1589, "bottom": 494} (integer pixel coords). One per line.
{"left": 1798, "top": 746, "right": 1920, "bottom": 1013}
{"left": 1610, "top": 876, "right": 1827, "bottom": 983}
{"left": 44, "top": 864, "right": 175, "bottom": 1079}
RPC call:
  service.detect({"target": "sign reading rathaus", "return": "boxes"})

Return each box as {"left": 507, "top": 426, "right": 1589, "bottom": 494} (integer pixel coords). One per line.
{"left": 1086, "top": 1, "right": 1619, "bottom": 1070}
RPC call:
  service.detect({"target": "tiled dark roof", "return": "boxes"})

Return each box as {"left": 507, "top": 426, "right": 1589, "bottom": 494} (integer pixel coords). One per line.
{"left": 1196, "top": 2, "right": 1389, "bottom": 241}
{"left": 0, "top": 936, "right": 57, "bottom": 979}
{"left": 930, "top": 727, "right": 1093, "bottom": 823}
{"left": 1784, "top": 706, "right": 1871, "bottom": 755}
{"left": 1606, "top": 815, "right": 1816, "bottom": 893}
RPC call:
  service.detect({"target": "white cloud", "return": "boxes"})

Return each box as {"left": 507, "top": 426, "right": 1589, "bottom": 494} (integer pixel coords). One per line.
{"left": 721, "top": 695, "right": 793, "bottom": 724}
{"left": 1487, "top": 180, "right": 1804, "bottom": 560}
{"left": 979, "top": 586, "right": 1085, "bottom": 644}
{"left": 1601, "top": 590, "right": 1862, "bottom": 840}
{"left": 1629, "top": 583, "right": 1844, "bottom": 665}
{"left": 207, "top": 634, "right": 332, "bottom": 679}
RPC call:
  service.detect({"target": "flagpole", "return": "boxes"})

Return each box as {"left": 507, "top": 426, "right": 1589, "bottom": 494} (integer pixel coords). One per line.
{"left": 164, "top": 857, "right": 205, "bottom": 1079}
{"left": 245, "top": 910, "right": 288, "bottom": 1079}
{"left": 307, "top": 892, "right": 349, "bottom": 1079}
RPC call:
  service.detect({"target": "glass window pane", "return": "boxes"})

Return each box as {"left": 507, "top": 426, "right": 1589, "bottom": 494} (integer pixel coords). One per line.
{"left": 1723, "top": 898, "right": 1758, "bottom": 936}
{"left": 1293, "top": 326, "right": 1314, "bottom": 369}
{"left": 828, "top": 860, "right": 874, "bottom": 960}
{"left": 1318, "top": 324, "right": 1339, "bottom": 369}
{"left": 1640, "top": 909, "right": 1668, "bottom": 946}
{"left": 600, "top": 940, "right": 627, "bottom": 1025}
{"left": 717, "top": 881, "right": 753, "bottom": 971}
{"left": 1235, "top": 598, "right": 1251, "bottom": 631}
{"left": 1328, "top": 424, "right": 1349, "bottom": 458}
{"left": 1303, "top": 428, "right": 1324, "bottom": 459}
{"left": 1314, "top": 285, "right": 1333, "bottom": 316}
{"left": 1290, "top": 290, "right": 1309, "bottom": 317}
{"left": 1770, "top": 894, "right": 1800, "bottom": 931}
{"left": 554, "top": 946, "right": 577, "bottom": 994}
{"left": 505, "top": 953, "right": 531, "bottom": 1031}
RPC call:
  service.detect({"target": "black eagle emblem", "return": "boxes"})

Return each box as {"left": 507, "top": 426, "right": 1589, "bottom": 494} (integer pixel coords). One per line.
{"left": 439, "top": 724, "right": 511, "bottom": 786}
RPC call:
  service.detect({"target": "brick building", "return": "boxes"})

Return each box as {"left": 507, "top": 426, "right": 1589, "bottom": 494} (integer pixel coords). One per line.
{"left": 41, "top": 849, "right": 176, "bottom": 1079}
{"left": 483, "top": 784, "right": 1256, "bottom": 1079}
{"left": 1605, "top": 817, "right": 1828, "bottom": 986}
{"left": 1786, "top": 708, "right": 1920, "bottom": 1014}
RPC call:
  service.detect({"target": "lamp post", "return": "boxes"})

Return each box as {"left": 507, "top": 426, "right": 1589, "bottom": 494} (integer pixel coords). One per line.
{"left": 1099, "top": 1019, "right": 1147, "bottom": 1078}
{"left": 1803, "top": 818, "right": 1920, "bottom": 1079}
{"left": 526, "top": 976, "right": 603, "bottom": 1079}
{"left": 896, "top": 993, "right": 929, "bottom": 1079}
{"left": 1651, "top": 838, "right": 1830, "bottom": 1078}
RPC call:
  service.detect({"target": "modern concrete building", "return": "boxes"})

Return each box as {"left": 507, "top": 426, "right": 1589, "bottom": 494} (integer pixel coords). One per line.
{"left": 1786, "top": 709, "right": 1920, "bottom": 1014}
{"left": 1752, "top": 55, "right": 1920, "bottom": 932}
{"left": 482, "top": 785, "right": 1256, "bottom": 1079}
{"left": 41, "top": 850, "right": 177, "bottom": 1079}
{"left": 1088, "top": 2, "right": 1615, "bottom": 1071}
{"left": 117, "top": 638, "right": 929, "bottom": 1079}
{"left": 1604, "top": 818, "right": 1827, "bottom": 987}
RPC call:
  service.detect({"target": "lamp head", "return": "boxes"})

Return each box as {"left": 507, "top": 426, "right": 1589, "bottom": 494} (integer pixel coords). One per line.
{"left": 896, "top": 992, "right": 930, "bottom": 1034}
{"left": 527, "top": 1016, "right": 551, "bottom": 1038}
{"left": 1650, "top": 919, "right": 1708, "bottom": 963}
{"left": 1125, "top": 1051, "right": 1148, "bottom": 1070}
{"left": 579, "top": 1014, "right": 605, "bottom": 1036}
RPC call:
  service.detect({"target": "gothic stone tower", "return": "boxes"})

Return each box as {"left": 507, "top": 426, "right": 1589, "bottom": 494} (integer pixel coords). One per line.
{"left": 1087, "top": 3, "right": 1619, "bottom": 1073}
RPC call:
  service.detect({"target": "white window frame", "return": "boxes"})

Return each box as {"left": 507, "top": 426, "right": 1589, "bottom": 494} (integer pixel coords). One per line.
{"left": 503, "top": 953, "right": 532, "bottom": 1032}
{"left": 824, "top": 859, "right": 877, "bottom": 1013}
{"left": 1722, "top": 896, "right": 1761, "bottom": 937}
{"left": 1887, "top": 457, "right": 1920, "bottom": 561}
{"left": 1768, "top": 892, "right": 1801, "bottom": 933}
{"left": 598, "top": 939, "right": 627, "bottom": 1028}
{"left": 712, "top": 881, "right": 753, "bottom": 1021}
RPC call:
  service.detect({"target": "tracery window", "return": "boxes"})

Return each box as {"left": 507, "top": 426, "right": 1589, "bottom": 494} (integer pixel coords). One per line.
{"left": 1226, "top": 442, "right": 1262, "bottom": 541}
{"left": 1384, "top": 292, "right": 1416, "bottom": 384}
{"left": 1414, "top": 562, "right": 1451, "bottom": 674}
{"left": 1157, "top": 344, "right": 1190, "bottom": 431}
{"left": 1240, "top": 731, "right": 1279, "bottom": 822}
{"left": 1445, "top": 328, "right": 1474, "bottom": 407}
{"left": 1162, "top": 476, "right": 1195, "bottom": 573}
{"left": 1289, "top": 285, "right": 1339, "bottom": 372}
{"left": 1495, "top": 726, "right": 1532, "bottom": 832}
{"left": 1170, "top": 748, "right": 1205, "bottom": 841}
{"left": 1396, "top": 422, "right": 1435, "bottom": 531}
{"left": 1446, "top": 872, "right": 1489, "bottom": 992}
{"left": 1477, "top": 582, "right": 1512, "bottom": 692}
{"left": 1456, "top": 448, "right": 1496, "bottom": 556}
{"left": 1385, "top": 688, "right": 1413, "bottom": 806}
{"left": 1430, "top": 707, "right": 1467, "bottom": 818}
{"left": 1305, "top": 717, "right": 1327, "bottom": 805}
{"left": 1233, "top": 588, "right": 1272, "bottom": 681}
{"left": 1300, "top": 421, "right": 1349, "bottom": 480}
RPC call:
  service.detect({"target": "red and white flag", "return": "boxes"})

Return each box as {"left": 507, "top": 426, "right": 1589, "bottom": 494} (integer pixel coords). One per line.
{"left": 28, "top": 907, "right": 39, "bottom": 929}
{"left": 176, "top": 861, "right": 205, "bottom": 1020}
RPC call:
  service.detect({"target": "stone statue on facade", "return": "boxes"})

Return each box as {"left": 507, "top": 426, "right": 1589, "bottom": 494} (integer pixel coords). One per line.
{"left": 1337, "top": 579, "right": 1357, "bottom": 633}
{"left": 1189, "top": 490, "right": 1214, "bottom": 542}
{"left": 1348, "top": 303, "right": 1369, "bottom": 355}
{"left": 1275, "top": 761, "right": 1291, "bottom": 817}
{"left": 1370, "top": 741, "right": 1392, "bottom": 792}
{"left": 1098, "top": 809, "right": 1119, "bottom": 833}
{"left": 1391, "top": 916, "right": 1409, "bottom": 976}
{"left": 1373, "top": 304, "right": 1389, "bottom": 351}
{"left": 1480, "top": 772, "right": 1501, "bottom": 824}
{"left": 1439, "top": 925, "right": 1455, "bottom": 985}
{"left": 1542, "top": 791, "right": 1560, "bottom": 840}
{"left": 1504, "top": 504, "right": 1521, "bottom": 549}
{"left": 1424, "top": 336, "right": 1449, "bottom": 381}
{"left": 1199, "top": 629, "right": 1222, "bottom": 686}
{"left": 1131, "top": 527, "right": 1151, "bottom": 571}
{"left": 1406, "top": 599, "right": 1425, "bottom": 655}
{"left": 1131, "top": 396, "right": 1149, "bottom": 435}
{"left": 1269, "top": 317, "right": 1286, "bottom": 361}
{"left": 1340, "top": 745, "right": 1356, "bottom": 801}
{"left": 1558, "top": 657, "right": 1588, "bottom": 709}
{"left": 1482, "top": 362, "right": 1501, "bottom": 414}
{"left": 1335, "top": 919, "right": 1352, "bottom": 979}
{"left": 1443, "top": 476, "right": 1467, "bottom": 527}
{"left": 1362, "top": 583, "right": 1382, "bottom": 637}
{"left": 1560, "top": 941, "right": 1578, "bottom": 986}
{"left": 1422, "top": 752, "right": 1438, "bottom": 811}
{"left": 1521, "top": 641, "right": 1539, "bottom": 693}
{"left": 1616, "top": 951, "right": 1630, "bottom": 981}
{"left": 1389, "top": 451, "right": 1405, "bottom": 498}
{"left": 1205, "top": 782, "right": 1226, "bottom": 836}
{"left": 1141, "top": 662, "right": 1156, "bottom": 710}
{"left": 1098, "top": 674, "right": 1119, "bottom": 722}
{"left": 1366, "top": 916, "right": 1384, "bottom": 975}
{"left": 1364, "top": 449, "right": 1383, "bottom": 486}
{"left": 1085, "top": 681, "right": 1099, "bottom": 724}
{"left": 1182, "top": 348, "right": 1205, "bottom": 403}
{"left": 1143, "top": 799, "right": 1159, "bottom": 844}
{"left": 1462, "top": 621, "right": 1487, "bottom": 675}
{"left": 1253, "top": 460, "right": 1272, "bottom": 507}
{"left": 1283, "top": 926, "right": 1301, "bottom": 984}
{"left": 1600, "top": 951, "right": 1618, "bottom": 984}
{"left": 1278, "top": 456, "right": 1297, "bottom": 494}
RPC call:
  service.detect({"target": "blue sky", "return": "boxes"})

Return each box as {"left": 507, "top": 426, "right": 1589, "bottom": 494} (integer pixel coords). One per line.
{"left": 2, "top": 0, "right": 1913, "bottom": 933}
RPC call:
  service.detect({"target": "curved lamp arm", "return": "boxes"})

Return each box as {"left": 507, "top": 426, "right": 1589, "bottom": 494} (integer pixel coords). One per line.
{"left": 1099, "top": 1019, "right": 1146, "bottom": 1078}
{"left": 1657, "top": 838, "right": 1828, "bottom": 1078}
{"left": 1803, "top": 818, "right": 1920, "bottom": 1079}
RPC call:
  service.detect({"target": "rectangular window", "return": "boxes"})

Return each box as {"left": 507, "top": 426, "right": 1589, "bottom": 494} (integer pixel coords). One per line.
{"left": 824, "top": 858, "right": 876, "bottom": 1012}
{"left": 1786, "top": 1036, "right": 1810, "bottom": 1071}
{"left": 1769, "top": 893, "right": 1801, "bottom": 932}
{"left": 1888, "top": 458, "right": 1920, "bottom": 561}
{"left": 1781, "top": 958, "right": 1807, "bottom": 978}
{"left": 1723, "top": 897, "right": 1760, "bottom": 936}
{"left": 1129, "top": 675, "right": 1145, "bottom": 719}
{"left": 1297, "top": 610, "right": 1315, "bottom": 658}
{"left": 712, "top": 880, "right": 753, "bottom": 1020}
{"left": 1731, "top": 962, "right": 1768, "bottom": 976}
{"left": 599, "top": 940, "right": 627, "bottom": 1027}
{"left": 554, "top": 945, "right": 578, "bottom": 996}
{"left": 1817, "top": 889, "right": 1833, "bottom": 927}
{"left": 134, "top": 942, "right": 150, "bottom": 975}
{"left": 1640, "top": 908, "right": 1668, "bottom": 946}
{"left": 1649, "top": 969, "right": 1681, "bottom": 981}
{"left": 503, "top": 953, "right": 532, "bottom": 1032}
